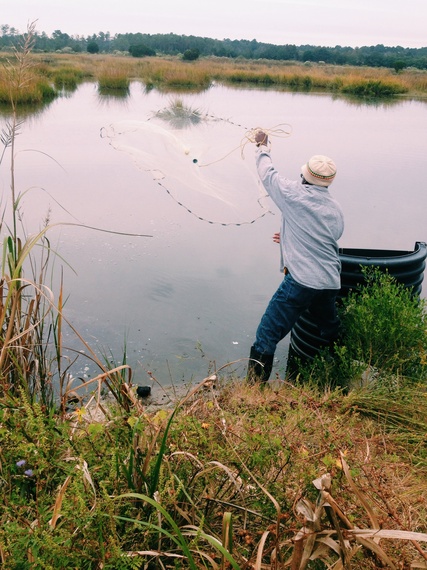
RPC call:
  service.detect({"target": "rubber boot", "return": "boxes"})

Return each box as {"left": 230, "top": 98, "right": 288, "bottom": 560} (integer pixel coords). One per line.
{"left": 247, "top": 346, "right": 274, "bottom": 384}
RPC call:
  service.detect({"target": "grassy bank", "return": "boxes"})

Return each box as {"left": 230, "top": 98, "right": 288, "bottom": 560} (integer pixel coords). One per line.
{"left": 1, "top": 376, "right": 427, "bottom": 568}
{"left": 1, "top": 51, "right": 427, "bottom": 101}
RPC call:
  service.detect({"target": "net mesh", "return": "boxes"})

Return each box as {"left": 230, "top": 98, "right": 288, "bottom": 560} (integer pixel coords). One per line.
{"left": 101, "top": 102, "right": 290, "bottom": 226}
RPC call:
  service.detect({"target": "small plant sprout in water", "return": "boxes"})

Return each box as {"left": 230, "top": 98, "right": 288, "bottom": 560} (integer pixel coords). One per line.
{"left": 154, "top": 97, "right": 205, "bottom": 129}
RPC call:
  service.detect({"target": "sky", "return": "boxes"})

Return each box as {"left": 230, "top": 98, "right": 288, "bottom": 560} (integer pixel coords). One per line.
{"left": 2, "top": 0, "right": 427, "bottom": 49}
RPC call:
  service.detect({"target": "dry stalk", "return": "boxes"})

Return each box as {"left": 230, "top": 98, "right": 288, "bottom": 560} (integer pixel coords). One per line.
{"left": 290, "top": 460, "right": 427, "bottom": 569}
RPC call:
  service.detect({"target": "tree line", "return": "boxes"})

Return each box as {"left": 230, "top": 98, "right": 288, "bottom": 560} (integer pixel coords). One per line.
{"left": 1, "top": 24, "right": 427, "bottom": 70}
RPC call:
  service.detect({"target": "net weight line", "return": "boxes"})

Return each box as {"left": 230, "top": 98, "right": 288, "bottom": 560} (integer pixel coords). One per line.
{"left": 107, "top": 109, "right": 292, "bottom": 226}
{"left": 156, "top": 178, "right": 273, "bottom": 226}
{"left": 149, "top": 114, "right": 292, "bottom": 225}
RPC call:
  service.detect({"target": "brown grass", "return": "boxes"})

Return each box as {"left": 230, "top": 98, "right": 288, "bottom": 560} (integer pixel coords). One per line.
{"left": 1, "top": 52, "right": 426, "bottom": 98}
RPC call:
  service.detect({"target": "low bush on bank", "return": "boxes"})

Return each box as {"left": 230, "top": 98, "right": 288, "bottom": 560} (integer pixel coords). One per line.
{"left": 298, "top": 268, "right": 427, "bottom": 391}
{"left": 341, "top": 78, "right": 407, "bottom": 97}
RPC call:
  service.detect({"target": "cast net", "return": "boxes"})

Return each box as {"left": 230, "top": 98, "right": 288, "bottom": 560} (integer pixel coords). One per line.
{"left": 101, "top": 100, "right": 291, "bottom": 226}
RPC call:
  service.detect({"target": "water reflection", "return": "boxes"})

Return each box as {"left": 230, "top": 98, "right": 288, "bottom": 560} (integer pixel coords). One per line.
{"left": 97, "top": 86, "right": 130, "bottom": 99}
{"left": 0, "top": 99, "right": 54, "bottom": 119}
{"left": 337, "top": 93, "right": 408, "bottom": 108}
{"left": 152, "top": 84, "right": 211, "bottom": 95}
{"left": 54, "top": 84, "right": 80, "bottom": 96}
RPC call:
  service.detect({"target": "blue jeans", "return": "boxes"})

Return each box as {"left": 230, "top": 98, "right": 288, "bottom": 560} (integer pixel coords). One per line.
{"left": 254, "top": 272, "right": 340, "bottom": 356}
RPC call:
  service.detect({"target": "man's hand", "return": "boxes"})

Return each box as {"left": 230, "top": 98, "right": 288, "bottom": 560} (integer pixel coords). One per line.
{"left": 273, "top": 232, "right": 280, "bottom": 244}
{"left": 255, "top": 130, "right": 268, "bottom": 146}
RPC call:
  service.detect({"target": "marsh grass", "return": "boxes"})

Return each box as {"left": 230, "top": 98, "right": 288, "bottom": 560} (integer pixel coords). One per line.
{"left": 139, "top": 58, "right": 212, "bottom": 90}
{"left": 52, "top": 66, "right": 86, "bottom": 90}
{"left": 2, "top": 49, "right": 426, "bottom": 98}
{"left": 0, "top": 24, "right": 138, "bottom": 412}
{"left": 222, "top": 64, "right": 408, "bottom": 96}
{"left": 0, "top": 30, "right": 56, "bottom": 105}
{"left": 97, "top": 62, "right": 131, "bottom": 91}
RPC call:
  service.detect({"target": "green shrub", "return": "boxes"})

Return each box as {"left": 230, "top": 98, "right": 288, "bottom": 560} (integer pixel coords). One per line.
{"left": 87, "top": 41, "right": 100, "bottom": 54}
{"left": 342, "top": 79, "right": 407, "bottom": 97}
{"left": 301, "top": 268, "right": 427, "bottom": 389}
{"left": 341, "top": 268, "right": 427, "bottom": 378}
{"left": 182, "top": 48, "right": 200, "bottom": 61}
{"left": 129, "top": 43, "right": 156, "bottom": 58}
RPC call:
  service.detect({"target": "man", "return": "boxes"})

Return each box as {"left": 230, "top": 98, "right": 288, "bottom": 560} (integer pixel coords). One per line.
{"left": 247, "top": 130, "right": 344, "bottom": 383}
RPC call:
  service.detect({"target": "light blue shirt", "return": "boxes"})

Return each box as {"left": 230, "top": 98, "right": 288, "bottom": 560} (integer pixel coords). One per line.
{"left": 256, "top": 147, "right": 344, "bottom": 290}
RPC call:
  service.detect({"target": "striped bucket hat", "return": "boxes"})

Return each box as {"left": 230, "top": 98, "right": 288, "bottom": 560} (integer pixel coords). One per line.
{"left": 301, "top": 155, "right": 337, "bottom": 187}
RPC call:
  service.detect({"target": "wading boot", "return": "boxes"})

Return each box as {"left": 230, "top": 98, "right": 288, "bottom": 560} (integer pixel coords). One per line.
{"left": 246, "top": 346, "right": 274, "bottom": 384}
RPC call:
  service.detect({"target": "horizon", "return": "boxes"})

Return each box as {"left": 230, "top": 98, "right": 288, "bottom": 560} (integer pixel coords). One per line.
{"left": 3, "top": 0, "right": 427, "bottom": 51}
{"left": 2, "top": 23, "right": 426, "bottom": 52}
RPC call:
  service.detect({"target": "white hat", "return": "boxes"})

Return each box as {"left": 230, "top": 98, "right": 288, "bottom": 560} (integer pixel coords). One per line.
{"left": 301, "top": 155, "right": 337, "bottom": 187}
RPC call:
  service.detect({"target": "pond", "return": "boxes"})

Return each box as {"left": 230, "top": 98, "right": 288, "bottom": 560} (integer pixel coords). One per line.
{"left": 1, "top": 82, "right": 426, "bottom": 386}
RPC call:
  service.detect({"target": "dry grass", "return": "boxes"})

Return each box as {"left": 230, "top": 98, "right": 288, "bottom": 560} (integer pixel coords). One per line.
{"left": 1, "top": 52, "right": 426, "bottom": 98}
{"left": 97, "top": 61, "right": 132, "bottom": 90}
{"left": 167, "top": 377, "right": 427, "bottom": 568}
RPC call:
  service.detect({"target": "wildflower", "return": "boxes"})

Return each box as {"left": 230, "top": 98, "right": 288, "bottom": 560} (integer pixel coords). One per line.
{"left": 24, "top": 469, "right": 34, "bottom": 477}
{"left": 16, "top": 460, "right": 26, "bottom": 468}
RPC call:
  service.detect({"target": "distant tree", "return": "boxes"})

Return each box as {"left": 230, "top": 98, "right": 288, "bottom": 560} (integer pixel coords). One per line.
{"left": 302, "top": 49, "right": 316, "bottom": 62}
{"left": 393, "top": 60, "right": 406, "bottom": 72}
{"left": 129, "top": 43, "right": 156, "bottom": 57}
{"left": 182, "top": 48, "right": 200, "bottom": 61}
{"left": 52, "top": 29, "right": 70, "bottom": 50}
{"left": 87, "top": 41, "right": 99, "bottom": 54}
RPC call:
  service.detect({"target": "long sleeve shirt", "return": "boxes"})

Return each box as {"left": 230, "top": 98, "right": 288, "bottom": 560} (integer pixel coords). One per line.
{"left": 256, "top": 147, "right": 344, "bottom": 290}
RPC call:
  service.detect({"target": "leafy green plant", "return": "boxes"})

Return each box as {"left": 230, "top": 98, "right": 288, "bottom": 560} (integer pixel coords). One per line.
{"left": 341, "top": 268, "right": 427, "bottom": 379}
{"left": 300, "top": 267, "right": 427, "bottom": 390}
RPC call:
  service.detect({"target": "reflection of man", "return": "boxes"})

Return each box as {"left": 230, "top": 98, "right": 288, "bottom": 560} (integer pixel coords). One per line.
{"left": 247, "top": 130, "right": 345, "bottom": 383}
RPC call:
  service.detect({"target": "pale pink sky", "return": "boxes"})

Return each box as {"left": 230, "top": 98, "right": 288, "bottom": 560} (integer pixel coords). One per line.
{"left": 3, "top": 0, "right": 426, "bottom": 48}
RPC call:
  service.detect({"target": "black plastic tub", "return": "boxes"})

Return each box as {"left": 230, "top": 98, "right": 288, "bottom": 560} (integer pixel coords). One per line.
{"left": 289, "top": 241, "right": 427, "bottom": 362}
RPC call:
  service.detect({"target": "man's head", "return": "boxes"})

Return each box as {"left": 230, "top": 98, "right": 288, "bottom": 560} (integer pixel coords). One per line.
{"left": 301, "top": 155, "right": 337, "bottom": 187}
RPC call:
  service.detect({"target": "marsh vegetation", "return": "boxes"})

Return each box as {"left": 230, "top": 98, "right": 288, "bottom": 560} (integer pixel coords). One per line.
{"left": 1, "top": 49, "right": 427, "bottom": 104}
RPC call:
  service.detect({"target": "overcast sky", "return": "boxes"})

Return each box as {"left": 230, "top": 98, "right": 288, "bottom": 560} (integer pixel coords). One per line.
{"left": 3, "top": 0, "right": 426, "bottom": 48}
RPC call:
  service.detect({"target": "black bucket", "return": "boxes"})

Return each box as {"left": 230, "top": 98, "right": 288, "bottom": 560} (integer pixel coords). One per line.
{"left": 289, "top": 241, "right": 427, "bottom": 363}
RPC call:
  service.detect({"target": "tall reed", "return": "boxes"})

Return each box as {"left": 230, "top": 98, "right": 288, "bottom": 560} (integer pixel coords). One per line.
{"left": 0, "top": 23, "right": 57, "bottom": 405}
{"left": 0, "top": 23, "right": 135, "bottom": 411}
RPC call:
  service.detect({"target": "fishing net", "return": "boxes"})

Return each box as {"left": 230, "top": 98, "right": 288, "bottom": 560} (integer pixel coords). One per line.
{"left": 101, "top": 101, "right": 291, "bottom": 226}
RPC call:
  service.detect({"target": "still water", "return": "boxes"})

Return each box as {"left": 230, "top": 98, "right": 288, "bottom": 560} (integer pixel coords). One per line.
{"left": 1, "top": 82, "right": 426, "bottom": 385}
